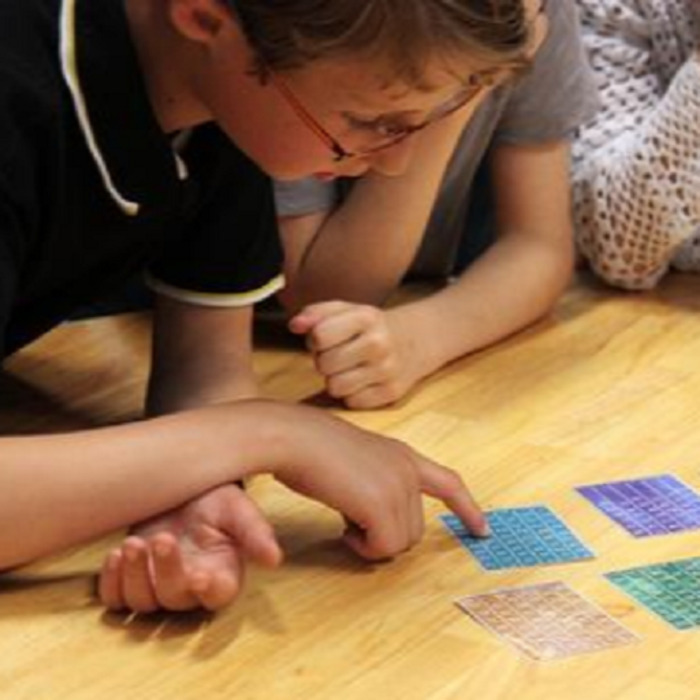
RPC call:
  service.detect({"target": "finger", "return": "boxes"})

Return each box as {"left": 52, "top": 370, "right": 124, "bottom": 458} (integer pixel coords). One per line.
{"left": 288, "top": 313, "right": 316, "bottom": 336}
{"left": 342, "top": 521, "right": 392, "bottom": 561}
{"left": 325, "top": 366, "right": 380, "bottom": 401}
{"left": 218, "top": 491, "right": 283, "bottom": 568}
{"left": 398, "top": 461, "right": 425, "bottom": 551}
{"left": 342, "top": 520, "right": 407, "bottom": 561}
{"left": 120, "top": 537, "right": 160, "bottom": 614}
{"left": 151, "top": 529, "right": 243, "bottom": 612}
{"left": 418, "top": 462, "right": 490, "bottom": 537}
{"left": 307, "top": 306, "right": 378, "bottom": 354}
{"left": 315, "top": 321, "right": 390, "bottom": 376}
{"left": 407, "top": 481, "right": 425, "bottom": 548}
{"left": 148, "top": 534, "right": 201, "bottom": 611}
{"left": 315, "top": 339, "right": 366, "bottom": 378}
{"left": 188, "top": 566, "right": 242, "bottom": 612}
{"left": 341, "top": 496, "right": 408, "bottom": 561}
{"left": 98, "top": 549, "right": 126, "bottom": 611}
{"left": 343, "top": 381, "right": 402, "bottom": 410}
{"left": 288, "top": 301, "right": 352, "bottom": 336}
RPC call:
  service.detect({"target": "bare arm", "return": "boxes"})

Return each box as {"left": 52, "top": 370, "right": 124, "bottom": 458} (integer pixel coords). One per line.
{"left": 146, "top": 294, "right": 259, "bottom": 413}
{"left": 98, "top": 297, "right": 273, "bottom": 612}
{"left": 0, "top": 401, "right": 280, "bottom": 569}
{"left": 0, "top": 288, "right": 487, "bottom": 574}
{"left": 396, "top": 139, "right": 574, "bottom": 376}
{"left": 291, "top": 140, "right": 574, "bottom": 409}
{"left": 278, "top": 106, "right": 476, "bottom": 312}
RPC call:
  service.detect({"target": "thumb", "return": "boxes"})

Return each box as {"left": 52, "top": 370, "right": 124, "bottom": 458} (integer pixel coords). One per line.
{"left": 288, "top": 311, "right": 316, "bottom": 335}
{"left": 222, "top": 490, "right": 284, "bottom": 568}
{"left": 288, "top": 300, "right": 352, "bottom": 335}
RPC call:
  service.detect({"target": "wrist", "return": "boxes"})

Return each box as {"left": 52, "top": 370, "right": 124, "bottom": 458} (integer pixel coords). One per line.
{"left": 209, "top": 399, "right": 313, "bottom": 481}
{"left": 388, "top": 301, "right": 452, "bottom": 381}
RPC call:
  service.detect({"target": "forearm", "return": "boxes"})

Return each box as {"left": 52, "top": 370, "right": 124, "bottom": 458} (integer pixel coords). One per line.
{"left": 573, "top": 56, "right": 700, "bottom": 289}
{"left": 147, "top": 359, "right": 258, "bottom": 415}
{"left": 396, "top": 232, "right": 573, "bottom": 376}
{"left": 146, "top": 296, "right": 258, "bottom": 415}
{"left": 0, "top": 401, "right": 288, "bottom": 568}
{"left": 286, "top": 113, "right": 471, "bottom": 310}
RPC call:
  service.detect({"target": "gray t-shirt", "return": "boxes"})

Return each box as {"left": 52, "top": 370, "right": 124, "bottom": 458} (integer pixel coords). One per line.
{"left": 274, "top": 0, "right": 599, "bottom": 277}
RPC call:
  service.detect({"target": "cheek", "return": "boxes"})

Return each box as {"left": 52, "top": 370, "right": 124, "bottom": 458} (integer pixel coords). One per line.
{"left": 244, "top": 134, "right": 334, "bottom": 180}
{"left": 208, "top": 95, "right": 337, "bottom": 179}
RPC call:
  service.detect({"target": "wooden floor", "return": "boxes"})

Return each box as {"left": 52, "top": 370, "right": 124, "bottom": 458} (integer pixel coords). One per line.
{"left": 3, "top": 273, "right": 700, "bottom": 700}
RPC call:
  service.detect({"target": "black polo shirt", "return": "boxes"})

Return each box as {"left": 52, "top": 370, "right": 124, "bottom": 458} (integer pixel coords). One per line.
{"left": 0, "top": 0, "right": 283, "bottom": 358}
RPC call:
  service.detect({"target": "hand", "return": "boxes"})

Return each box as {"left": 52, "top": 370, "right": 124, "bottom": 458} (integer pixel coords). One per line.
{"left": 289, "top": 301, "right": 434, "bottom": 409}
{"left": 98, "top": 484, "right": 282, "bottom": 613}
{"left": 270, "top": 403, "right": 489, "bottom": 560}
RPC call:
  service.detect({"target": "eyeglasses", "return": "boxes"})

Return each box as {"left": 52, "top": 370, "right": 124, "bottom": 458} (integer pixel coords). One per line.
{"left": 266, "top": 0, "right": 548, "bottom": 163}
{"left": 268, "top": 69, "right": 488, "bottom": 163}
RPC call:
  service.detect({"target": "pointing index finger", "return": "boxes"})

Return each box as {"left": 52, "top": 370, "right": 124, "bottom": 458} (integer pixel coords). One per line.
{"left": 418, "top": 460, "right": 490, "bottom": 538}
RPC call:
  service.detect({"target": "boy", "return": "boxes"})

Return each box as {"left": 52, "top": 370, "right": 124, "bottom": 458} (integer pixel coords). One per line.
{"left": 0, "top": 0, "right": 540, "bottom": 613}
{"left": 275, "top": 0, "right": 599, "bottom": 409}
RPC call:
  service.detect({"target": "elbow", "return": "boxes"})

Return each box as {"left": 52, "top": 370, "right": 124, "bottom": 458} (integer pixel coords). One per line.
{"left": 574, "top": 228, "right": 664, "bottom": 292}
{"left": 542, "top": 233, "right": 576, "bottom": 297}
{"left": 589, "top": 260, "right": 664, "bottom": 291}
{"left": 581, "top": 247, "right": 665, "bottom": 290}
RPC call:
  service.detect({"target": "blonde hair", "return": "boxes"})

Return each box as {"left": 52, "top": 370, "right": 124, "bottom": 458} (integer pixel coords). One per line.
{"left": 226, "top": 0, "right": 534, "bottom": 85}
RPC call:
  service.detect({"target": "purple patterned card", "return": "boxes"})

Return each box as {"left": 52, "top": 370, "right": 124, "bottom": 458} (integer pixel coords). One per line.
{"left": 577, "top": 475, "right": 700, "bottom": 537}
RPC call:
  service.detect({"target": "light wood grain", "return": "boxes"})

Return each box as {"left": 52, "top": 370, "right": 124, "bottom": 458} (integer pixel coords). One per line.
{"left": 3, "top": 273, "right": 700, "bottom": 700}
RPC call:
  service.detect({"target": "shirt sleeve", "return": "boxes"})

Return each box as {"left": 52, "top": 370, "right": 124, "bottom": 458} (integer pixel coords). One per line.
{"left": 273, "top": 176, "right": 338, "bottom": 218}
{"left": 494, "top": 0, "right": 600, "bottom": 144}
{"left": 0, "top": 71, "right": 34, "bottom": 359}
{"left": 147, "top": 125, "right": 284, "bottom": 307}
{"left": 572, "top": 1, "right": 700, "bottom": 289}
{"left": 0, "top": 220, "right": 19, "bottom": 360}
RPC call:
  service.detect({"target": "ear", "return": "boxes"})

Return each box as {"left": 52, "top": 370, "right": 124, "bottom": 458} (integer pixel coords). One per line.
{"left": 167, "top": 0, "right": 237, "bottom": 45}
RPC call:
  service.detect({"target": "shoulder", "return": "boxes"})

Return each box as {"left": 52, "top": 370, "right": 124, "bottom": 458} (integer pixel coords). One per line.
{"left": 0, "top": 0, "right": 60, "bottom": 81}
{"left": 0, "top": 0, "right": 63, "bottom": 126}
{"left": 0, "top": 4, "right": 63, "bottom": 218}
{"left": 490, "top": 0, "right": 599, "bottom": 143}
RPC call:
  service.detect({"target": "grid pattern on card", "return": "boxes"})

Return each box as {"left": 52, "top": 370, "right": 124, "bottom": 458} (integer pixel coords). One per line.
{"left": 440, "top": 507, "right": 594, "bottom": 571}
{"left": 606, "top": 557, "right": 700, "bottom": 630}
{"left": 456, "top": 582, "right": 638, "bottom": 661}
{"left": 577, "top": 475, "right": 700, "bottom": 537}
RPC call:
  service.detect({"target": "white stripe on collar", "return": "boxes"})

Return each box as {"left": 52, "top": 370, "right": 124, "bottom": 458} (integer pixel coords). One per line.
{"left": 59, "top": 0, "right": 140, "bottom": 216}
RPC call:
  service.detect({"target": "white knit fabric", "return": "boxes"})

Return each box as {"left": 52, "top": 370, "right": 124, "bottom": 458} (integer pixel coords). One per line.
{"left": 572, "top": 0, "right": 700, "bottom": 289}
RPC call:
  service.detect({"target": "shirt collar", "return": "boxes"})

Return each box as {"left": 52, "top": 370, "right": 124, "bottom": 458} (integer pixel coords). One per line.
{"left": 59, "top": 0, "right": 182, "bottom": 216}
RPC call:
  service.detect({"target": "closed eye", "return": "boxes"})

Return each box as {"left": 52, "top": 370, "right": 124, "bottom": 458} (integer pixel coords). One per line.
{"left": 343, "top": 113, "right": 411, "bottom": 137}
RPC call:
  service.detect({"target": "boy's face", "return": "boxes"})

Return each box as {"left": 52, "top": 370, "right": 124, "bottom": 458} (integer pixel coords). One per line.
{"left": 203, "top": 47, "right": 490, "bottom": 181}
{"left": 166, "top": 0, "right": 547, "bottom": 181}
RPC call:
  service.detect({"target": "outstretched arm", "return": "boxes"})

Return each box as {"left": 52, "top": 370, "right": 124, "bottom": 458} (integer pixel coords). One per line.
{"left": 0, "top": 401, "right": 275, "bottom": 570}
{"left": 1, "top": 398, "right": 487, "bottom": 566}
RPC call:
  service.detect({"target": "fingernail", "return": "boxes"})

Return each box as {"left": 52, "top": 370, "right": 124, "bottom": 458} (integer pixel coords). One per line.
{"left": 153, "top": 542, "right": 170, "bottom": 558}
{"left": 124, "top": 548, "right": 139, "bottom": 563}
{"left": 191, "top": 577, "right": 209, "bottom": 593}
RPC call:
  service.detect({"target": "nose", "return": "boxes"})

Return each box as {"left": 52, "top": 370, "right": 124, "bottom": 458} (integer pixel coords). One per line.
{"left": 367, "top": 137, "right": 416, "bottom": 177}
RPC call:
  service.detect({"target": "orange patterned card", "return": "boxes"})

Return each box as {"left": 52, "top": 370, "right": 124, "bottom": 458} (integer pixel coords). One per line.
{"left": 456, "top": 582, "right": 639, "bottom": 661}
